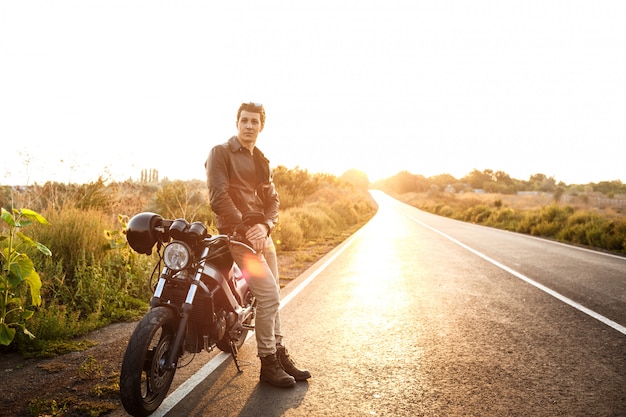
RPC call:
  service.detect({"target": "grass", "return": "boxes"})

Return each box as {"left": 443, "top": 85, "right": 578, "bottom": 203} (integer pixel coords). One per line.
{"left": 394, "top": 191, "right": 626, "bottom": 255}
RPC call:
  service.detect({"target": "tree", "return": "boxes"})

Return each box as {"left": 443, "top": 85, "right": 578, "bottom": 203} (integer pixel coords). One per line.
{"left": 463, "top": 169, "right": 494, "bottom": 189}
{"left": 494, "top": 171, "right": 514, "bottom": 185}
{"left": 429, "top": 173, "right": 458, "bottom": 191}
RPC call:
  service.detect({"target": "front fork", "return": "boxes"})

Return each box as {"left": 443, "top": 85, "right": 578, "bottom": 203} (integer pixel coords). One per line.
{"left": 151, "top": 264, "right": 203, "bottom": 371}
{"left": 165, "top": 303, "right": 192, "bottom": 370}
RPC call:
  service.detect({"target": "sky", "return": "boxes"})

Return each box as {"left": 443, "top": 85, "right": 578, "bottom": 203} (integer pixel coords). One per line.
{"left": 1, "top": 1, "right": 625, "bottom": 186}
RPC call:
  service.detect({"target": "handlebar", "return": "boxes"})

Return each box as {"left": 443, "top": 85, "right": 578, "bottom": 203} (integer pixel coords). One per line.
{"left": 147, "top": 213, "right": 263, "bottom": 256}
{"left": 229, "top": 238, "right": 257, "bottom": 254}
{"left": 204, "top": 234, "right": 257, "bottom": 254}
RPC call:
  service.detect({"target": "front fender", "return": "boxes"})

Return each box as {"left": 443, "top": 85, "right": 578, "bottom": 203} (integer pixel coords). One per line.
{"left": 149, "top": 297, "right": 182, "bottom": 317}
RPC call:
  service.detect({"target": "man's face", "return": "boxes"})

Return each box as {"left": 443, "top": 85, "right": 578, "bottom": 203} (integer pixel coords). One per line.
{"left": 236, "top": 110, "right": 264, "bottom": 148}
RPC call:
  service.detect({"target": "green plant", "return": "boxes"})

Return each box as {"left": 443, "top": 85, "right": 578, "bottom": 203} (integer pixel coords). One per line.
{"left": 78, "top": 355, "right": 103, "bottom": 379}
{"left": 0, "top": 208, "right": 51, "bottom": 346}
{"left": 28, "top": 397, "right": 69, "bottom": 416}
{"left": 32, "top": 207, "right": 109, "bottom": 288}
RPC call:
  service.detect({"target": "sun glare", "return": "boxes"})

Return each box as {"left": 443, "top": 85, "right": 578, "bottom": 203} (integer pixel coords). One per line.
{"left": 347, "top": 200, "right": 411, "bottom": 307}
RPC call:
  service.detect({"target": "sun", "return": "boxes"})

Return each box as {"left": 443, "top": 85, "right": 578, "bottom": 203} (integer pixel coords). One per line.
{"left": 355, "top": 162, "right": 403, "bottom": 184}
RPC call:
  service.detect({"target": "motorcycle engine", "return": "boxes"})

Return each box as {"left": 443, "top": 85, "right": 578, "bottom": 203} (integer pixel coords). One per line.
{"left": 210, "top": 310, "right": 227, "bottom": 341}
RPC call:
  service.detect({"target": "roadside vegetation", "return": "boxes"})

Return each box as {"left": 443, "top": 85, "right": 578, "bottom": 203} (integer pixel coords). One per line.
{"left": 373, "top": 169, "right": 626, "bottom": 255}
{"left": 3, "top": 165, "right": 623, "bottom": 357}
{"left": 0, "top": 168, "right": 375, "bottom": 357}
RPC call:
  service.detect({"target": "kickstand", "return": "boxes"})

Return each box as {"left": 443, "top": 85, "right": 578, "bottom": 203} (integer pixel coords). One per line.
{"left": 230, "top": 340, "right": 243, "bottom": 373}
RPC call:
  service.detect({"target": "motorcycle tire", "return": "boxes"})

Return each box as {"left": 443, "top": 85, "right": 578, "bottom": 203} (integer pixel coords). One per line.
{"left": 120, "top": 306, "right": 179, "bottom": 417}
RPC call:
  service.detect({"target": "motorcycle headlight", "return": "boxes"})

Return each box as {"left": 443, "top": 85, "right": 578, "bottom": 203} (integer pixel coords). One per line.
{"left": 163, "top": 241, "right": 191, "bottom": 271}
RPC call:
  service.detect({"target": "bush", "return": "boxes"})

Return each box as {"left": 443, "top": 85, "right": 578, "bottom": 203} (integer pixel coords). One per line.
{"left": 293, "top": 205, "right": 336, "bottom": 241}
{"left": 31, "top": 207, "right": 110, "bottom": 285}
{"left": 12, "top": 304, "right": 96, "bottom": 350}
{"left": 486, "top": 207, "right": 519, "bottom": 230}
{"left": 531, "top": 220, "right": 562, "bottom": 237}
{"left": 273, "top": 166, "right": 324, "bottom": 209}
{"left": 463, "top": 205, "right": 492, "bottom": 223}
{"left": 437, "top": 205, "right": 455, "bottom": 218}
{"left": 556, "top": 211, "right": 626, "bottom": 251}
{"left": 394, "top": 191, "right": 626, "bottom": 254}
{"left": 604, "top": 219, "right": 626, "bottom": 251}
{"left": 274, "top": 211, "right": 304, "bottom": 251}
{"left": 7, "top": 205, "right": 155, "bottom": 352}
{"left": 150, "top": 180, "right": 212, "bottom": 223}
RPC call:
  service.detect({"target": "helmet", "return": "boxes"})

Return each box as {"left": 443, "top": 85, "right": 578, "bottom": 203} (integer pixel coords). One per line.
{"left": 126, "top": 212, "right": 163, "bottom": 255}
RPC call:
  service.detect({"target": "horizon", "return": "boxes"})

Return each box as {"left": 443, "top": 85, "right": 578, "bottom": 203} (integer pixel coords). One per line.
{"left": 2, "top": 164, "right": 623, "bottom": 188}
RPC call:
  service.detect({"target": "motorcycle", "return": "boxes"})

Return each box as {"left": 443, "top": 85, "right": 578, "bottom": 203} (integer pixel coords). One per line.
{"left": 120, "top": 211, "right": 262, "bottom": 416}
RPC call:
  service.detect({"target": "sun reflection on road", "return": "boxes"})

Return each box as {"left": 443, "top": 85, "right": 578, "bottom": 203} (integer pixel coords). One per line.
{"left": 343, "top": 204, "right": 414, "bottom": 326}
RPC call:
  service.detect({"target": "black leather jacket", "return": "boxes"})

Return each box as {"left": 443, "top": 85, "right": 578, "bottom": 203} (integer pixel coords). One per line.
{"left": 205, "top": 136, "right": 279, "bottom": 235}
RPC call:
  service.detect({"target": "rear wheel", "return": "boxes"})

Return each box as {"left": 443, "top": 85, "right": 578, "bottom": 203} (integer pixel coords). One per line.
{"left": 120, "top": 307, "right": 179, "bottom": 416}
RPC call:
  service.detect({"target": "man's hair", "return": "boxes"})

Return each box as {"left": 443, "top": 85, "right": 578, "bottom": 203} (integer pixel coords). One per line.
{"left": 237, "top": 102, "right": 266, "bottom": 128}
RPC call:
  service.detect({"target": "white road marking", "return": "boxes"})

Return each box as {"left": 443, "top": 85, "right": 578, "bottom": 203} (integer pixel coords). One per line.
{"left": 151, "top": 233, "right": 360, "bottom": 416}
{"left": 405, "top": 213, "right": 626, "bottom": 336}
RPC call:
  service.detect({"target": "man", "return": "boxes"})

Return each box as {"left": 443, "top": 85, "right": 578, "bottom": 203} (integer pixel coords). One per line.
{"left": 205, "top": 102, "right": 311, "bottom": 388}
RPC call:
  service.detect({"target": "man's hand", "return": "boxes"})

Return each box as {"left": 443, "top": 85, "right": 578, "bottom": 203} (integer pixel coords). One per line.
{"left": 245, "top": 223, "right": 269, "bottom": 252}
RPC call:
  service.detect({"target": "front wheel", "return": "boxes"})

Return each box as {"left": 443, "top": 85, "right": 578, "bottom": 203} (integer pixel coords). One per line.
{"left": 120, "top": 306, "right": 179, "bottom": 417}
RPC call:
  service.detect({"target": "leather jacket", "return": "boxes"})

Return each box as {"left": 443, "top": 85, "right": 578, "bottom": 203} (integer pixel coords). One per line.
{"left": 205, "top": 136, "right": 279, "bottom": 235}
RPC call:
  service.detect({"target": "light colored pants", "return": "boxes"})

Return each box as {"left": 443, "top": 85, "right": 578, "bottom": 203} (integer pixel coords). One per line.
{"left": 230, "top": 236, "right": 283, "bottom": 357}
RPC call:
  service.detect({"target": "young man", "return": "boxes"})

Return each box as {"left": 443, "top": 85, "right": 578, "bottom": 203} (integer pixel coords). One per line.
{"left": 204, "top": 102, "right": 311, "bottom": 388}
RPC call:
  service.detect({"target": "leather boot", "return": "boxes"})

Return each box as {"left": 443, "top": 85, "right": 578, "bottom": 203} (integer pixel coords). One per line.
{"left": 259, "top": 353, "right": 296, "bottom": 388}
{"left": 276, "top": 345, "right": 311, "bottom": 381}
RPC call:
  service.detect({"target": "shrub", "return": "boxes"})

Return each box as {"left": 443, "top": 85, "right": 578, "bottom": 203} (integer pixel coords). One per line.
{"left": 485, "top": 207, "right": 520, "bottom": 231}
{"left": 293, "top": 205, "right": 336, "bottom": 241}
{"left": 436, "top": 205, "right": 455, "bottom": 218}
{"left": 12, "top": 303, "right": 97, "bottom": 353}
{"left": 538, "top": 204, "right": 572, "bottom": 224}
{"left": 556, "top": 211, "right": 626, "bottom": 251}
{"left": 531, "top": 220, "right": 562, "bottom": 237}
{"left": 10, "top": 208, "right": 153, "bottom": 351}
{"left": 395, "top": 191, "right": 626, "bottom": 254}
{"left": 273, "top": 166, "right": 323, "bottom": 209}
{"left": 150, "top": 180, "right": 211, "bottom": 222}
{"left": 463, "top": 205, "right": 492, "bottom": 223}
{"left": 31, "top": 207, "right": 110, "bottom": 286}
{"left": 603, "top": 219, "right": 626, "bottom": 251}
{"left": 274, "top": 213, "right": 304, "bottom": 251}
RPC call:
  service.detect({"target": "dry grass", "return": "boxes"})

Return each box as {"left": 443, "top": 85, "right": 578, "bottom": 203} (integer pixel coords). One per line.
{"left": 402, "top": 191, "right": 626, "bottom": 218}
{"left": 396, "top": 190, "right": 626, "bottom": 254}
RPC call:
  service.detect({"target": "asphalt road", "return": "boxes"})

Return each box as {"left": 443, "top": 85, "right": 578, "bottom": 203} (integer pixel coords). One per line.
{"left": 135, "top": 190, "right": 626, "bottom": 417}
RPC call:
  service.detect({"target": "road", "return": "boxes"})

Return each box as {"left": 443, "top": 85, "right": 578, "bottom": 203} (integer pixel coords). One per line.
{"left": 140, "top": 190, "right": 626, "bottom": 416}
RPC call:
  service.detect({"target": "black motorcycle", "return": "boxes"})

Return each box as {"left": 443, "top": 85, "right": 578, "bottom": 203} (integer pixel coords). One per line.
{"left": 120, "top": 212, "right": 261, "bottom": 416}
